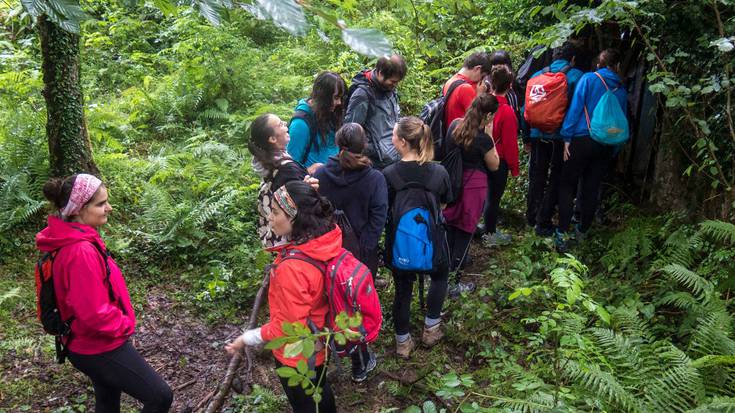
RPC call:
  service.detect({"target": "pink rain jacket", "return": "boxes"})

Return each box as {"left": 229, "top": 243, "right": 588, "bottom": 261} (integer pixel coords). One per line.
{"left": 36, "top": 216, "right": 135, "bottom": 354}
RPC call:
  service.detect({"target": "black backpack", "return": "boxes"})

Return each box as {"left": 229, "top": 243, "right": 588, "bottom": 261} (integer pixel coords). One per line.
{"left": 516, "top": 45, "right": 553, "bottom": 106}
{"left": 419, "top": 79, "right": 467, "bottom": 161}
{"left": 288, "top": 110, "right": 318, "bottom": 165}
{"left": 440, "top": 120, "right": 464, "bottom": 205}
{"left": 35, "top": 242, "right": 116, "bottom": 363}
{"left": 383, "top": 164, "right": 449, "bottom": 272}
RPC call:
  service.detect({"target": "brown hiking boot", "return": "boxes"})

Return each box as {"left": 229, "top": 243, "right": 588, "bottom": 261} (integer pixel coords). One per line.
{"left": 422, "top": 323, "right": 444, "bottom": 347}
{"left": 396, "top": 335, "right": 415, "bottom": 359}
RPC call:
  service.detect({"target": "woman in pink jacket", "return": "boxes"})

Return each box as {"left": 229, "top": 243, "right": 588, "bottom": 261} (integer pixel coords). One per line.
{"left": 36, "top": 174, "right": 172, "bottom": 413}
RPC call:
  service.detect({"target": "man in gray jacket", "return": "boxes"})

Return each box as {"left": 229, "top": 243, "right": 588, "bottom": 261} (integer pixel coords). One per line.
{"left": 344, "top": 55, "right": 407, "bottom": 169}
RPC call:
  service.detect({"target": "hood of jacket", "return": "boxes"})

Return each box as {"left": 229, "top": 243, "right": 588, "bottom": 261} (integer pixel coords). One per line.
{"left": 272, "top": 225, "right": 343, "bottom": 261}
{"left": 352, "top": 69, "right": 394, "bottom": 96}
{"left": 36, "top": 215, "right": 105, "bottom": 253}
{"left": 594, "top": 67, "right": 623, "bottom": 89}
{"left": 320, "top": 157, "right": 372, "bottom": 187}
{"left": 295, "top": 98, "right": 313, "bottom": 115}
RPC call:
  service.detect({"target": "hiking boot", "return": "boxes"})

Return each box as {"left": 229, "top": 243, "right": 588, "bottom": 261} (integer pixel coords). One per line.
{"left": 534, "top": 225, "right": 554, "bottom": 237}
{"left": 447, "top": 281, "right": 476, "bottom": 299}
{"left": 396, "top": 336, "right": 415, "bottom": 359}
{"left": 421, "top": 323, "right": 444, "bottom": 347}
{"left": 474, "top": 223, "right": 487, "bottom": 238}
{"left": 482, "top": 231, "right": 512, "bottom": 246}
{"left": 554, "top": 229, "right": 570, "bottom": 253}
{"left": 351, "top": 350, "right": 377, "bottom": 383}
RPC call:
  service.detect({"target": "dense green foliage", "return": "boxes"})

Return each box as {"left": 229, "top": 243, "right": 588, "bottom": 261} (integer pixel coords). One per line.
{"left": 1, "top": 0, "right": 734, "bottom": 411}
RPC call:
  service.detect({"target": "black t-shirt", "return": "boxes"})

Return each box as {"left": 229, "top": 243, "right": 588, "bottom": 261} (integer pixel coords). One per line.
{"left": 271, "top": 160, "right": 307, "bottom": 190}
{"left": 383, "top": 160, "right": 452, "bottom": 205}
{"left": 447, "top": 120, "right": 494, "bottom": 170}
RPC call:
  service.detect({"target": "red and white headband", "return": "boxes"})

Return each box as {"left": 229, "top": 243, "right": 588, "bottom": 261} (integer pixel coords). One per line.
{"left": 60, "top": 174, "right": 102, "bottom": 219}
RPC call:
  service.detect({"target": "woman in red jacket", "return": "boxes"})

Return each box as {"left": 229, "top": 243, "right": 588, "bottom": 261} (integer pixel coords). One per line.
{"left": 36, "top": 174, "right": 172, "bottom": 413}
{"left": 226, "top": 180, "right": 340, "bottom": 413}
{"left": 482, "top": 65, "right": 520, "bottom": 246}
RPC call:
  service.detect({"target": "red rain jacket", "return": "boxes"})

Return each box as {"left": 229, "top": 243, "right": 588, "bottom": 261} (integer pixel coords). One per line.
{"left": 35, "top": 216, "right": 135, "bottom": 355}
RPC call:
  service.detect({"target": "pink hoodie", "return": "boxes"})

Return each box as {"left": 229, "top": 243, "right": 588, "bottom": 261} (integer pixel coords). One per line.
{"left": 35, "top": 216, "right": 136, "bottom": 355}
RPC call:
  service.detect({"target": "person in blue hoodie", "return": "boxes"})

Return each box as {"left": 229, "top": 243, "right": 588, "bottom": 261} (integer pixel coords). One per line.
{"left": 556, "top": 49, "right": 628, "bottom": 251}
{"left": 522, "top": 41, "right": 584, "bottom": 237}
{"left": 288, "top": 71, "right": 347, "bottom": 174}
{"left": 313, "top": 122, "right": 388, "bottom": 276}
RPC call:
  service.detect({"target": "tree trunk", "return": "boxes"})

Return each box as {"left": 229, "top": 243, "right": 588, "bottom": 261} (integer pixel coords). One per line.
{"left": 38, "top": 15, "right": 98, "bottom": 178}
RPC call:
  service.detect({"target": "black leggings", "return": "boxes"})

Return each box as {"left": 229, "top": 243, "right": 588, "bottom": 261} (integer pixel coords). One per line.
{"left": 68, "top": 341, "right": 173, "bottom": 413}
{"left": 446, "top": 226, "right": 473, "bottom": 272}
{"left": 392, "top": 265, "right": 449, "bottom": 336}
{"left": 527, "top": 139, "right": 564, "bottom": 228}
{"left": 275, "top": 359, "right": 336, "bottom": 413}
{"left": 484, "top": 160, "right": 509, "bottom": 234}
{"left": 558, "top": 136, "right": 613, "bottom": 233}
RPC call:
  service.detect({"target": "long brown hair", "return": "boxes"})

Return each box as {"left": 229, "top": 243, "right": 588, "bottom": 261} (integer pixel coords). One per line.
{"left": 452, "top": 94, "right": 499, "bottom": 149}
{"left": 310, "top": 71, "right": 347, "bottom": 144}
{"left": 395, "top": 116, "right": 433, "bottom": 164}
{"left": 336, "top": 123, "right": 371, "bottom": 170}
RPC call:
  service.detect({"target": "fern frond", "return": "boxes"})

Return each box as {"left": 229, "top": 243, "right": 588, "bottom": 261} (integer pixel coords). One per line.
{"left": 698, "top": 221, "right": 735, "bottom": 245}
{"left": 685, "top": 397, "right": 735, "bottom": 413}
{"left": 660, "top": 264, "right": 713, "bottom": 299}
{"left": 689, "top": 311, "right": 735, "bottom": 357}
{"left": 658, "top": 291, "right": 702, "bottom": 311}
{"left": 564, "top": 360, "right": 642, "bottom": 412}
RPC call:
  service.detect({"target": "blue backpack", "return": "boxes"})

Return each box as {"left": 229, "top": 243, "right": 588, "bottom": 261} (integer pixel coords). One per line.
{"left": 585, "top": 72, "right": 629, "bottom": 145}
{"left": 383, "top": 164, "right": 448, "bottom": 272}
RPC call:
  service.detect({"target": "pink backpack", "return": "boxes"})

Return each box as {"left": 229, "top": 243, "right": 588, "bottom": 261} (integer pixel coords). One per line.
{"left": 280, "top": 248, "right": 382, "bottom": 356}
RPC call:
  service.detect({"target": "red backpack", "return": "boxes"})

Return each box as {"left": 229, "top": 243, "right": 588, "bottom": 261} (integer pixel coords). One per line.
{"left": 279, "top": 248, "right": 382, "bottom": 356}
{"left": 523, "top": 65, "right": 571, "bottom": 133}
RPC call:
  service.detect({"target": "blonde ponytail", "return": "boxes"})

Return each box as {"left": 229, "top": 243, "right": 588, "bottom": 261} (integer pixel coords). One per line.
{"left": 395, "top": 116, "right": 435, "bottom": 165}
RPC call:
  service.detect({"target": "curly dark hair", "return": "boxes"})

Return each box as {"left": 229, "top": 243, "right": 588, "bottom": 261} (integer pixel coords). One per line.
{"left": 285, "top": 180, "right": 336, "bottom": 244}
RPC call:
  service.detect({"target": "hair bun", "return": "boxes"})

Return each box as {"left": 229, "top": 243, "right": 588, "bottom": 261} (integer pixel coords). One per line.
{"left": 319, "top": 196, "right": 334, "bottom": 217}
{"left": 42, "top": 178, "right": 64, "bottom": 208}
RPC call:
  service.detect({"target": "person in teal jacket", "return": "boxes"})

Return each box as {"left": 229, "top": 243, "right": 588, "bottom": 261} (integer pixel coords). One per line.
{"left": 556, "top": 48, "right": 628, "bottom": 251}
{"left": 522, "top": 42, "right": 584, "bottom": 237}
{"left": 288, "top": 71, "right": 347, "bottom": 174}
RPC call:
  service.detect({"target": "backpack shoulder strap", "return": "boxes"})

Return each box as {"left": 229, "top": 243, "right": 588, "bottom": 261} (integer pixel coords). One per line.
{"left": 541, "top": 66, "right": 551, "bottom": 74}
{"left": 279, "top": 249, "right": 327, "bottom": 273}
{"left": 290, "top": 110, "right": 318, "bottom": 165}
{"left": 87, "top": 242, "right": 116, "bottom": 304}
{"left": 559, "top": 65, "right": 571, "bottom": 74}
{"left": 443, "top": 79, "right": 467, "bottom": 99}
{"left": 593, "top": 71, "right": 610, "bottom": 91}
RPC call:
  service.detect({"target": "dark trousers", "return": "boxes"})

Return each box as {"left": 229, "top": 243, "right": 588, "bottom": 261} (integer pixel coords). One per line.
{"left": 527, "top": 139, "right": 564, "bottom": 228}
{"left": 558, "top": 136, "right": 613, "bottom": 233}
{"left": 350, "top": 343, "right": 371, "bottom": 370}
{"left": 68, "top": 341, "right": 173, "bottom": 413}
{"left": 358, "top": 245, "right": 379, "bottom": 277}
{"left": 447, "top": 226, "right": 473, "bottom": 272}
{"left": 392, "top": 265, "right": 449, "bottom": 336}
{"left": 276, "top": 359, "right": 336, "bottom": 413}
{"left": 484, "top": 160, "right": 509, "bottom": 234}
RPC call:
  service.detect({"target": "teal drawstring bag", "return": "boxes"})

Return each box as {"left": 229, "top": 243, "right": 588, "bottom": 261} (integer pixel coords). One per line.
{"left": 585, "top": 72, "right": 629, "bottom": 145}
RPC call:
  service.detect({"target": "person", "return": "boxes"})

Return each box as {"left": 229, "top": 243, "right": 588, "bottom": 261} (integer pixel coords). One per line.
{"left": 288, "top": 71, "right": 347, "bottom": 174}
{"left": 313, "top": 123, "right": 388, "bottom": 275}
{"left": 442, "top": 52, "right": 493, "bottom": 131}
{"left": 556, "top": 49, "right": 628, "bottom": 251}
{"left": 382, "top": 116, "right": 451, "bottom": 358}
{"left": 522, "top": 42, "right": 584, "bottom": 237}
{"left": 249, "top": 113, "right": 318, "bottom": 249}
{"left": 344, "top": 54, "right": 407, "bottom": 169}
{"left": 225, "top": 181, "right": 348, "bottom": 411}
{"left": 36, "top": 174, "right": 173, "bottom": 413}
{"left": 481, "top": 65, "right": 520, "bottom": 246}
{"left": 488, "top": 50, "right": 521, "bottom": 117}
{"left": 443, "top": 94, "right": 500, "bottom": 297}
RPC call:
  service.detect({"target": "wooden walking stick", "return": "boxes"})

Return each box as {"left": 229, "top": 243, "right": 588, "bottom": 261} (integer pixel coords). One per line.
{"left": 205, "top": 269, "right": 271, "bottom": 413}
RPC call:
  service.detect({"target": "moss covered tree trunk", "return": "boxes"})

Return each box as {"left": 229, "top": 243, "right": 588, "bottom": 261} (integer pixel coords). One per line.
{"left": 38, "top": 15, "right": 98, "bottom": 178}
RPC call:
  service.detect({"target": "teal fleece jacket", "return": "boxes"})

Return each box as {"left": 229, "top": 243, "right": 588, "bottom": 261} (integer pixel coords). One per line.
{"left": 287, "top": 99, "right": 339, "bottom": 168}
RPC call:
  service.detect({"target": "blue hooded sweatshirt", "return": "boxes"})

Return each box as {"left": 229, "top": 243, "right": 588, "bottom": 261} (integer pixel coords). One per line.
{"left": 313, "top": 157, "right": 388, "bottom": 250}
{"left": 287, "top": 99, "right": 339, "bottom": 168}
{"left": 560, "top": 67, "right": 628, "bottom": 142}
{"left": 522, "top": 59, "right": 584, "bottom": 139}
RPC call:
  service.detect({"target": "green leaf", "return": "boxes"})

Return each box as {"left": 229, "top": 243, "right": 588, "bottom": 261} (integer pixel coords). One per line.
{"left": 152, "top": 0, "right": 177, "bottom": 16}
{"left": 296, "top": 359, "right": 308, "bottom": 375}
{"left": 276, "top": 366, "right": 296, "bottom": 378}
{"left": 334, "top": 332, "right": 347, "bottom": 345}
{"left": 596, "top": 306, "right": 611, "bottom": 324}
{"left": 302, "top": 338, "right": 315, "bottom": 358}
{"left": 252, "top": 0, "right": 308, "bottom": 36}
{"left": 287, "top": 375, "right": 301, "bottom": 387}
{"left": 348, "top": 312, "right": 363, "bottom": 328}
{"left": 422, "top": 401, "right": 438, "bottom": 413}
{"left": 402, "top": 406, "right": 422, "bottom": 413}
{"left": 341, "top": 28, "right": 393, "bottom": 58}
{"left": 283, "top": 340, "right": 304, "bottom": 359}
{"left": 265, "top": 336, "right": 288, "bottom": 350}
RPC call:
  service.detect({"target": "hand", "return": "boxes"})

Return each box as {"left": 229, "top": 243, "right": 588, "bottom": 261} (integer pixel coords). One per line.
{"left": 303, "top": 175, "right": 319, "bottom": 190}
{"left": 484, "top": 119, "right": 494, "bottom": 139}
{"left": 524, "top": 143, "right": 532, "bottom": 154}
{"left": 563, "top": 142, "right": 571, "bottom": 161}
{"left": 306, "top": 163, "right": 324, "bottom": 175}
{"left": 224, "top": 336, "right": 245, "bottom": 356}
